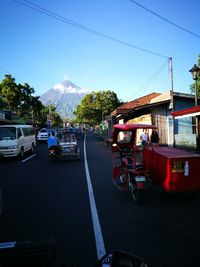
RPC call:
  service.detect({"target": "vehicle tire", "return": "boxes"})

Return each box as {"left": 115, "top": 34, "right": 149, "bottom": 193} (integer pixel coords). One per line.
{"left": 19, "top": 147, "right": 24, "bottom": 159}
{"left": 129, "top": 175, "right": 142, "bottom": 204}
{"left": 31, "top": 143, "right": 35, "bottom": 153}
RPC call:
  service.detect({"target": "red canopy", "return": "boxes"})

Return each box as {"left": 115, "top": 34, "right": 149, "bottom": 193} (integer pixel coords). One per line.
{"left": 172, "top": 106, "right": 200, "bottom": 118}
{"left": 113, "top": 123, "right": 156, "bottom": 131}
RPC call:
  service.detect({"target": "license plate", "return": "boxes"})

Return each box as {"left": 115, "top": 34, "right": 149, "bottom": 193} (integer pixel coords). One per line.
{"left": 135, "top": 176, "right": 146, "bottom": 182}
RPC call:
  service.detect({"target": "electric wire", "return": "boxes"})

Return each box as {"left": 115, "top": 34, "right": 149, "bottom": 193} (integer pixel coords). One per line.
{"left": 129, "top": 0, "right": 200, "bottom": 39}
{"left": 11, "top": 0, "right": 169, "bottom": 59}
{"left": 7, "top": 0, "right": 173, "bottom": 100}
{"left": 128, "top": 59, "right": 169, "bottom": 101}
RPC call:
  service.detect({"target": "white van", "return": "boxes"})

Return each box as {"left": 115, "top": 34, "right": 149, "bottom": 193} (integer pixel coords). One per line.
{"left": 0, "top": 125, "right": 36, "bottom": 158}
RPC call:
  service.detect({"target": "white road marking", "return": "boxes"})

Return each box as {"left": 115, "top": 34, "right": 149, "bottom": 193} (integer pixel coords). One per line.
{"left": 21, "top": 154, "right": 36, "bottom": 162}
{"left": 84, "top": 134, "right": 106, "bottom": 260}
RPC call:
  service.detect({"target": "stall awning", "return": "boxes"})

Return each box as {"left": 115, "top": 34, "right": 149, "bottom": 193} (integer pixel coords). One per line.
{"left": 172, "top": 106, "right": 200, "bottom": 118}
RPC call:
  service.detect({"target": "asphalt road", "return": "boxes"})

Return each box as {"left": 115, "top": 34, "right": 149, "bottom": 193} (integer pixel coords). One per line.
{"left": 0, "top": 133, "right": 200, "bottom": 267}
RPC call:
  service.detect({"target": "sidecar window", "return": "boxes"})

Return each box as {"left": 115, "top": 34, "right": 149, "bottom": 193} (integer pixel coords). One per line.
{"left": 117, "top": 131, "right": 132, "bottom": 143}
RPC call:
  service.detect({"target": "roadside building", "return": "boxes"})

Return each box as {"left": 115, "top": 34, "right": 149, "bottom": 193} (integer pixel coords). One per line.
{"left": 0, "top": 110, "right": 25, "bottom": 125}
{"left": 172, "top": 106, "right": 200, "bottom": 150}
{"left": 111, "top": 91, "right": 199, "bottom": 150}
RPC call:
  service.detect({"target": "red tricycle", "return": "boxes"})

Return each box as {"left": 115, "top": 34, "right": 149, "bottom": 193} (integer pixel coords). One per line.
{"left": 111, "top": 123, "right": 156, "bottom": 203}
{"left": 112, "top": 123, "right": 200, "bottom": 204}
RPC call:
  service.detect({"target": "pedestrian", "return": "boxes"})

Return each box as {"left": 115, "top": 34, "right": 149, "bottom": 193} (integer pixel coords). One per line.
{"left": 150, "top": 129, "right": 159, "bottom": 146}
{"left": 140, "top": 129, "right": 149, "bottom": 146}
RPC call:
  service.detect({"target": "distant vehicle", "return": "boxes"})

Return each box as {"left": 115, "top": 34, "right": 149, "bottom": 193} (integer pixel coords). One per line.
{"left": 37, "top": 128, "right": 48, "bottom": 142}
{"left": 48, "top": 129, "right": 80, "bottom": 160}
{"left": 0, "top": 124, "right": 36, "bottom": 158}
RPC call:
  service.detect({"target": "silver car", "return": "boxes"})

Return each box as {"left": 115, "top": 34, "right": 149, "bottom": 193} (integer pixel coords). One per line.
{"left": 37, "top": 128, "right": 48, "bottom": 142}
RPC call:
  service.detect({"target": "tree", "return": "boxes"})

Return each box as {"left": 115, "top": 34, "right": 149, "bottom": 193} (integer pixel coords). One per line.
{"left": 0, "top": 74, "right": 20, "bottom": 110}
{"left": 51, "top": 112, "right": 63, "bottom": 127}
{"left": 44, "top": 105, "right": 63, "bottom": 127}
{"left": 17, "top": 82, "right": 35, "bottom": 118}
{"left": 74, "top": 90, "right": 123, "bottom": 126}
{"left": 0, "top": 74, "right": 63, "bottom": 127}
{"left": 190, "top": 54, "right": 200, "bottom": 95}
{"left": 0, "top": 75, "right": 35, "bottom": 116}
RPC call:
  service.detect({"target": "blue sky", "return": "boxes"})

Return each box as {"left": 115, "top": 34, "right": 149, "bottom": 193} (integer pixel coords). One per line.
{"left": 1, "top": 0, "right": 200, "bottom": 102}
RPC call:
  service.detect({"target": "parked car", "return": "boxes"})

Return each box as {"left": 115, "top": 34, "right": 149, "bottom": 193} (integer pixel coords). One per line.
{"left": 48, "top": 129, "right": 80, "bottom": 160}
{"left": 37, "top": 128, "right": 48, "bottom": 142}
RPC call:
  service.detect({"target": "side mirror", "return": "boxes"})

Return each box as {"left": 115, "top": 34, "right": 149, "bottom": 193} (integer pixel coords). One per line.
{"left": 97, "top": 250, "right": 147, "bottom": 267}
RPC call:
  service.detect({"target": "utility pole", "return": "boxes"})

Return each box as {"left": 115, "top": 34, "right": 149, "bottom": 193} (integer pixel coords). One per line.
{"left": 169, "top": 57, "right": 175, "bottom": 147}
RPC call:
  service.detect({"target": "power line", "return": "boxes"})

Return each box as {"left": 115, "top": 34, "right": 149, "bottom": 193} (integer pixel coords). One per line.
{"left": 11, "top": 0, "right": 169, "bottom": 59}
{"left": 128, "top": 59, "right": 169, "bottom": 101}
{"left": 129, "top": 0, "right": 200, "bottom": 39}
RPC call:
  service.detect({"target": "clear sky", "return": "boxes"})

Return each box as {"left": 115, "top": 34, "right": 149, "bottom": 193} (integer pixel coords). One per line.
{"left": 1, "top": 0, "right": 200, "bottom": 102}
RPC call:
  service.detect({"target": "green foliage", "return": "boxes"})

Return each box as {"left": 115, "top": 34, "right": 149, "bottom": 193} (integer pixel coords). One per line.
{"left": 0, "top": 75, "right": 20, "bottom": 110}
{"left": 0, "top": 74, "right": 63, "bottom": 127}
{"left": 74, "top": 90, "right": 123, "bottom": 126}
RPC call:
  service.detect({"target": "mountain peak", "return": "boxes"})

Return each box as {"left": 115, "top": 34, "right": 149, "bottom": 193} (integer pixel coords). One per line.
{"left": 39, "top": 80, "right": 87, "bottom": 119}
{"left": 53, "top": 80, "right": 86, "bottom": 94}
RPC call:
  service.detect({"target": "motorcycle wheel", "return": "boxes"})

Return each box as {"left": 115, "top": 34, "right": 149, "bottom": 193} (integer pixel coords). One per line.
{"left": 129, "top": 175, "right": 142, "bottom": 204}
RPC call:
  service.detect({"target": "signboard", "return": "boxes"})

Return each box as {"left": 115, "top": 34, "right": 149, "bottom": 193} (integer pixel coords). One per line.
{"left": 171, "top": 161, "right": 184, "bottom": 172}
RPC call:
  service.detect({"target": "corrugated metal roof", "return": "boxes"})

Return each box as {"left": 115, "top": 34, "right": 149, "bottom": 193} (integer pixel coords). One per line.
{"left": 111, "top": 90, "right": 198, "bottom": 119}
{"left": 111, "top": 92, "right": 161, "bottom": 116}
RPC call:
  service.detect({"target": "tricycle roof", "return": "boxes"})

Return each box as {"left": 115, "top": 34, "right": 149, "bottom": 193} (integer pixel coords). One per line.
{"left": 113, "top": 123, "right": 156, "bottom": 131}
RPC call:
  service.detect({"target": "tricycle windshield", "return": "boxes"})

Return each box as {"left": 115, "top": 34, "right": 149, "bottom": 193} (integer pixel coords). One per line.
{"left": 117, "top": 131, "right": 132, "bottom": 144}
{"left": 112, "top": 123, "right": 156, "bottom": 152}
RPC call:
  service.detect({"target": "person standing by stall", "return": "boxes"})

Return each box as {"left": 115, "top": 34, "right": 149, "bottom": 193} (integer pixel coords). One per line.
{"left": 150, "top": 129, "right": 159, "bottom": 146}
{"left": 140, "top": 129, "right": 149, "bottom": 146}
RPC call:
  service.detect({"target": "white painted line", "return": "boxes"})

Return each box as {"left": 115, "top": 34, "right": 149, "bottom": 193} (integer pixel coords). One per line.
{"left": 84, "top": 134, "right": 106, "bottom": 260}
{"left": 21, "top": 154, "right": 36, "bottom": 163}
